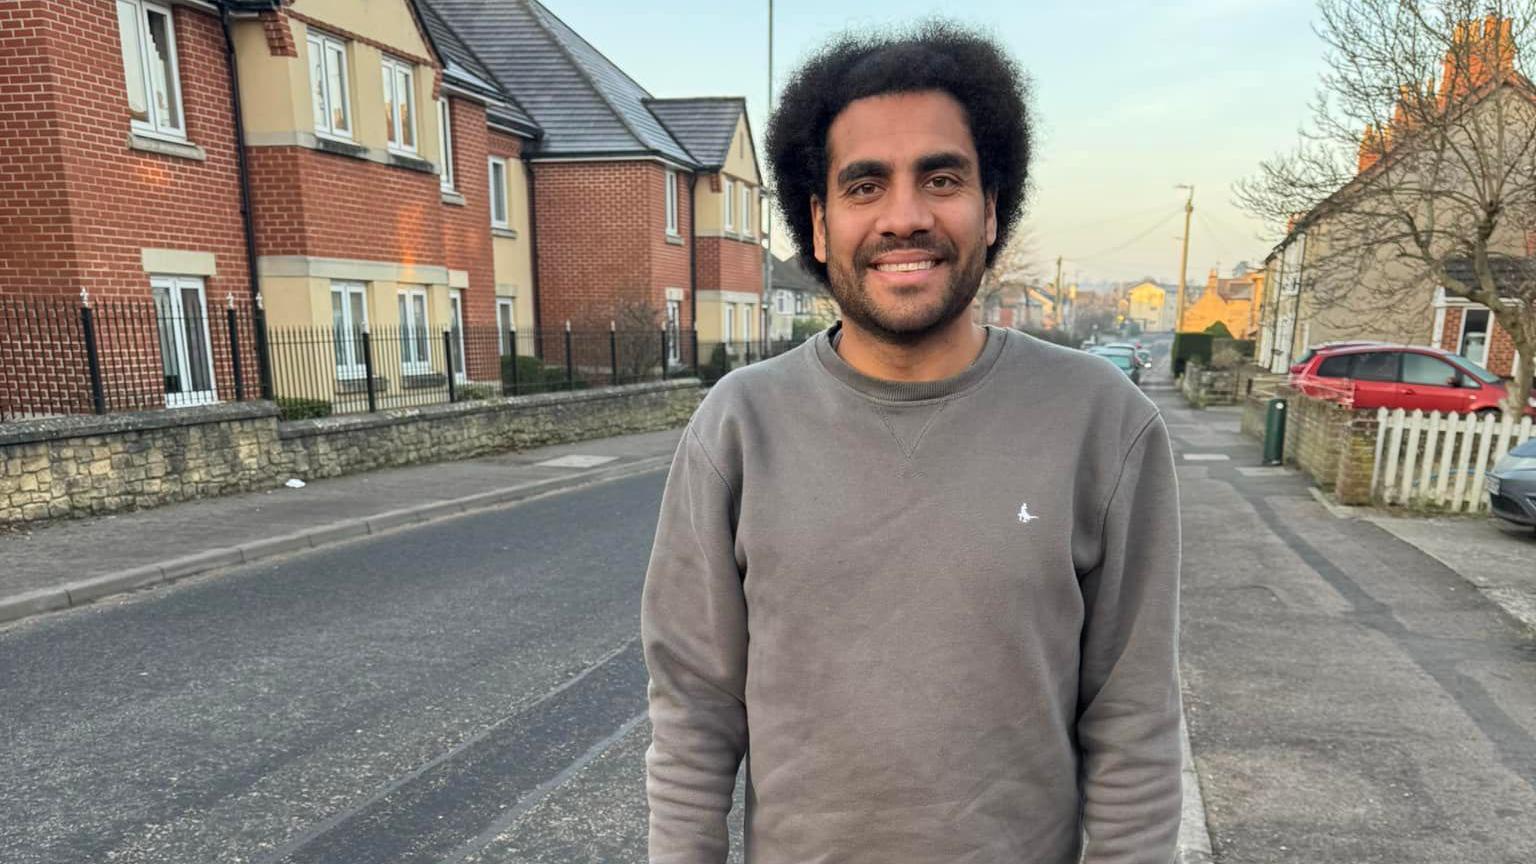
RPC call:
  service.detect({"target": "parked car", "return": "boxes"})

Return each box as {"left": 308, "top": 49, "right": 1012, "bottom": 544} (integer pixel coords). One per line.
{"left": 1488, "top": 437, "right": 1536, "bottom": 532}
{"left": 1091, "top": 348, "right": 1141, "bottom": 384}
{"left": 1291, "top": 340, "right": 1387, "bottom": 369}
{"left": 1289, "top": 344, "right": 1536, "bottom": 417}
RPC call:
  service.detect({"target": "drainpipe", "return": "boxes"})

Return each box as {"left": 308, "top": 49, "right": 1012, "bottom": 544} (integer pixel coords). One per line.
{"left": 524, "top": 160, "right": 544, "bottom": 358}
{"left": 220, "top": 5, "right": 272, "bottom": 399}
{"left": 688, "top": 172, "right": 699, "bottom": 364}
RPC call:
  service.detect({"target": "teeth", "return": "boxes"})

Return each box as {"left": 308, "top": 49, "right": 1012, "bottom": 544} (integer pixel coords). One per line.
{"left": 873, "top": 260, "right": 937, "bottom": 272}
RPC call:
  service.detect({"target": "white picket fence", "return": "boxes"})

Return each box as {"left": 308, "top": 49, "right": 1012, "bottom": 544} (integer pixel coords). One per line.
{"left": 1372, "top": 408, "right": 1535, "bottom": 512}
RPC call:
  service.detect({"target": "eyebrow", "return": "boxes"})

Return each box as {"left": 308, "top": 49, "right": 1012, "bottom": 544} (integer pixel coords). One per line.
{"left": 833, "top": 152, "right": 975, "bottom": 188}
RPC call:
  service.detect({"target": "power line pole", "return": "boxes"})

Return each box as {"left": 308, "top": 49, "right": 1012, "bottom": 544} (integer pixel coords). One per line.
{"left": 761, "top": 0, "right": 774, "bottom": 345}
{"left": 1174, "top": 184, "right": 1194, "bottom": 332}
{"left": 1053, "top": 255, "right": 1063, "bottom": 330}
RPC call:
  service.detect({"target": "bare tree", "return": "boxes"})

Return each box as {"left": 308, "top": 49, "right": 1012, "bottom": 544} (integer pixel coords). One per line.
{"left": 1237, "top": 0, "right": 1536, "bottom": 410}
{"left": 977, "top": 222, "right": 1041, "bottom": 315}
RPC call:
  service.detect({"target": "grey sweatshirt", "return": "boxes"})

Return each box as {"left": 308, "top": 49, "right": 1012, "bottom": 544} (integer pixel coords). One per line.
{"left": 641, "top": 323, "right": 1182, "bottom": 864}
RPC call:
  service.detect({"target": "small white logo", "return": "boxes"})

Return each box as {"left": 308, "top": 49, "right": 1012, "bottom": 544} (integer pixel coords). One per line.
{"left": 1017, "top": 502, "right": 1038, "bottom": 524}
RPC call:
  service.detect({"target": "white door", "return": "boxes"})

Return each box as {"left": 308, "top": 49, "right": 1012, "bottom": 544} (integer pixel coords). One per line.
{"left": 331, "top": 281, "right": 368, "bottom": 380}
{"left": 449, "top": 288, "right": 466, "bottom": 381}
{"left": 398, "top": 288, "right": 430, "bottom": 375}
{"left": 497, "top": 297, "right": 515, "bottom": 356}
{"left": 150, "top": 275, "right": 216, "bottom": 407}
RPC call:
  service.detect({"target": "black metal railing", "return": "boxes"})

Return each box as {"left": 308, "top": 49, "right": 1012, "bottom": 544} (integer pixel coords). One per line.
{"left": 1, "top": 292, "right": 808, "bottom": 424}
{"left": 1, "top": 292, "right": 263, "bottom": 422}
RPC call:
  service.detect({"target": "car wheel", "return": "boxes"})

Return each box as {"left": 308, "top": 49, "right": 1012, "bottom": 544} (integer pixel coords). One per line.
{"left": 1475, "top": 408, "right": 1501, "bottom": 422}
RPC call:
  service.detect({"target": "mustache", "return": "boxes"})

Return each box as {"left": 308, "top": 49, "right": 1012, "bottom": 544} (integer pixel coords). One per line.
{"left": 854, "top": 237, "right": 954, "bottom": 269}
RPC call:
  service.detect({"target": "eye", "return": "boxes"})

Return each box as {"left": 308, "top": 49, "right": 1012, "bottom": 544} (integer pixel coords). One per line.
{"left": 927, "top": 174, "right": 960, "bottom": 191}
{"left": 848, "top": 181, "right": 880, "bottom": 197}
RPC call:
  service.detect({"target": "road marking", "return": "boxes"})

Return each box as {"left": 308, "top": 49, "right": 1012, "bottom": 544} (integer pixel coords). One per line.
{"left": 1235, "top": 466, "right": 1292, "bottom": 477}
{"left": 536, "top": 454, "right": 618, "bottom": 469}
{"left": 1182, "top": 453, "right": 1231, "bottom": 462}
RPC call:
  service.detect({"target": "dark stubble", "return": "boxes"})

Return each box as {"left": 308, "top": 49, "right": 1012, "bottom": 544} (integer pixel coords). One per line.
{"left": 823, "top": 224, "right": 988, "bottom": 347}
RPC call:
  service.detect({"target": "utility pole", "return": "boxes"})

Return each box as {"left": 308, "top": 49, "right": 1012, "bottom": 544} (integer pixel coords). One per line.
{"left": 761, "top": 0, "right": 774, "bottom": 346}
{"left": 1053, "top": 255, "right": 1063, "bottom": 330}
{"left": 1174, "top": 184, "right": 1194, "bottom": 333}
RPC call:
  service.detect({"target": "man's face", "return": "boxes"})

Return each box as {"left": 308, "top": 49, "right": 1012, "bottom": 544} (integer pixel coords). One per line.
{"left": 812, "top": 90, "right": 998, "bottom": 344}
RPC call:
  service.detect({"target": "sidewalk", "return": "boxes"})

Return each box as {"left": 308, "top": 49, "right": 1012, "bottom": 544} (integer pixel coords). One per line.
{"left": 0, "top": 428, "right": 685, "bottom": 624}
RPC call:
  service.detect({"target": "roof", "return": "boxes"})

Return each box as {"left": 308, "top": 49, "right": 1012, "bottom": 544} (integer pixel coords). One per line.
{"left": 1444, "top": 254, "right": 1536, "bottom": 292}
{"left": 424, "top": 0, "right": 697, "bottom": 164}
{"left": 770, "top": 255, "right": 825, "bottom": 294}
{"left": 414, "top": 0, "right": 540, "bottom": 135}
{"left": 646, "top": 98, "right": 745, "bottom": 168}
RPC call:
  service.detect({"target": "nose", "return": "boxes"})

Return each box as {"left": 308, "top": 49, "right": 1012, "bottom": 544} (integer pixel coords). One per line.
{"left": 873, "top": 179, "right": 935, "bottom": 239}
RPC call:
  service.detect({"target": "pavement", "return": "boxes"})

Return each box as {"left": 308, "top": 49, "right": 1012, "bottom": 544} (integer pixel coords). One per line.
{"left": 0, "top": 428, "right": 686, "bottom": 625}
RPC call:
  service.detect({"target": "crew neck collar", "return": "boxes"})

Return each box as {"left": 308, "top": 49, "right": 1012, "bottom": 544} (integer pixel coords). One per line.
{"left": 813, "top": 320, "right": 1008, "bottom": 402}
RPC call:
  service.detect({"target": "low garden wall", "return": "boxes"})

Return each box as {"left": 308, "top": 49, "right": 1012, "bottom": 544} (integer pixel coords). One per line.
{"left": 1180, "top": 360, "right": 1240, "bottom": 408}
{"left": 1, "top": 380, "right": 702, "bottom": 526}
{"left": 1243, "top": 385, "right": 1378, "bottom": 505}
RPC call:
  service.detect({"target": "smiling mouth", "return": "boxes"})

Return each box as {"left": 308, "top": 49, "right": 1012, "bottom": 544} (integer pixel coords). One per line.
{"left": 870, "top": 260, "right": 940, "bottom": 273}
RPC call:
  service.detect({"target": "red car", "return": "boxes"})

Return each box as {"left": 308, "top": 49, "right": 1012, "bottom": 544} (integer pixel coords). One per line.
{"left": 1289, "top": 343, "right": 1536, "bottom": 417}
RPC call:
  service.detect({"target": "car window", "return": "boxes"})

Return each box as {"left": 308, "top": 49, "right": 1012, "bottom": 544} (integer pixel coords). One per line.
{"left": 1353, "top": 351, "right": 1399, "bottom": 382}
{"left": 1401, "top": 353, "right": 1460, "bottom": 387}
{"left": 1447, "top": 355, "right": 1501, "bottom": 385}
{"left": 1316, "top": 354, "right": 1353, "bottom": 378}
{"left": 1513, "top": 438, "right": 1536, "bottom": 458}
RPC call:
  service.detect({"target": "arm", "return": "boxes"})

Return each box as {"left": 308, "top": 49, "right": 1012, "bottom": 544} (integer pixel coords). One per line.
{"left": 641, "top": 425, "right": 749, "bottom": 863}
{"left": 1078, "top": 413, "right": 1184, "bottom": 864}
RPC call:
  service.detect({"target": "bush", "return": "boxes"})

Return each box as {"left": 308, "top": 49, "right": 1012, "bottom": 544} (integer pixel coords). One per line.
{"left": 1171, "top": 333, "right": 1214, "bottom": 377}
{"left": 500, "top": 354, "right": 587, "bottom": 394}
{"left": 276, "top": 397, "right": 332, "bottom": 421}
{"left": 1210, "top": 346, "right": 1245, "bottom": 370}
{"left": 792, "top": 315, "right": 835, "bottom": 341}
{"left": 700, "top": 343, "right": 733, "bottom": 386}
{"left": 455, "top": 383, "right": 500, "bottom": 401}
{"left": 1203, "top": 320, "right": 1234, "bottom": 338}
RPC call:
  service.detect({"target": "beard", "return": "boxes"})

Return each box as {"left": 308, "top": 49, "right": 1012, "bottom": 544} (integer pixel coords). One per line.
{"left": 823, "top": 230, "right": 988, "bottom": 347}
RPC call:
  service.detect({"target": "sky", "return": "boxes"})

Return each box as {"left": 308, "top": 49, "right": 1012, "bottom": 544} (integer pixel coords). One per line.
{"left": 542, "top": 0, "right": 1327, "bottom": 288}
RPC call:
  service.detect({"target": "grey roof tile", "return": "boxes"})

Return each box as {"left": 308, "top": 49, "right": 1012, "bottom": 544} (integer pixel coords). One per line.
{"left": 770, "top": 254, "right": 826, "bottom": 295}
{"left": 423, "top": 0, "right": 697, "bottom": 163}
{"left": 646, "top": 98, "right": 743, "bottom": 168}
{"left": 416, "top": 0, "right": 539, "bottom": 134}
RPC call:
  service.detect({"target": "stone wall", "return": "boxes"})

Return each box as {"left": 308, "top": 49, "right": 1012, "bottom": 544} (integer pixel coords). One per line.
{"left": 1180, "top": 360, "right": 1240, "bottom": 408}
{"left": 1, "top": 381, "right": 701, "bottom": 526}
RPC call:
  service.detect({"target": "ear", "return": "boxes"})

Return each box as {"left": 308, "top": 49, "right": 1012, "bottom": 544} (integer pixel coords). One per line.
{"left": 984, "top": 191, "right": 998, "bottom": 248}
{"left": 811, "top": 196, "right": 828, "bottom": 263}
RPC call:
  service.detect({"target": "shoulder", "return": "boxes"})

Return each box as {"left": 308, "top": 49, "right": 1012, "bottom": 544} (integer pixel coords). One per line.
{"left": 995, "top": 331, "right": 1161, "bottom": 448}
{"left": 685, "top": 338, "right": 816, "bottom": 474}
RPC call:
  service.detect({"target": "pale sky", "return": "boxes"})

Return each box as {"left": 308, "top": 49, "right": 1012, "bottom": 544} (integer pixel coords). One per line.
{"left": 544, "top": 0, "right": 1326, "bottom": 287}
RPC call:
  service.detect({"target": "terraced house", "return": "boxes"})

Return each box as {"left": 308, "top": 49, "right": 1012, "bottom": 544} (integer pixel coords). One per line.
{"left": 0, "top": 0, "right": 762, "bottom": 419}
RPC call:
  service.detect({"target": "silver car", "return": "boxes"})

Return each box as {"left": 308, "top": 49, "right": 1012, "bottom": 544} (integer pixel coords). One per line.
{"left": 1488, "top": 437, "right": 1536, "bottom": 532}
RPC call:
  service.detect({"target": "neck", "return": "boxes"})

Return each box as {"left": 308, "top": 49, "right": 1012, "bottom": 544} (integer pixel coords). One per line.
{"left": 834, "top": 316, "right": 988, "bottom": 382}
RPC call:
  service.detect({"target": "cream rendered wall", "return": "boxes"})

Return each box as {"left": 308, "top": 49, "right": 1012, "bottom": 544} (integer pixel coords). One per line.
{"left": 493, "top": 158, "right": 536, "bottom": 347}
{"left": 232, "top": 21, "right": 309, "bottom": 136}
{"left": 694, "top": 114, "right": 763, "bottom": 239}
{"left": 291, "top": 0, "right": 431, "bottom": 59}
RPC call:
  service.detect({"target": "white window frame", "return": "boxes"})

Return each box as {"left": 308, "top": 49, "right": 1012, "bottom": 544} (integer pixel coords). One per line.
{"left": 723, "top": 304, "right": 734, "bottom": 344}
{"left": 1456, "top": 307, "right": 1492, "bottom": 367}
{"left": 437, "top": 99, "right": 455, "bottom": 191}
{"left": 382, "top": 55, "right": 417, "bottom": 154}
{"left": 497, "top": 297, "right": 516, "bottom": 356}
{"left": 666, "top": 299, "right": 681, "bottom": 364}
{"left": 307, "top": 31, "right": 353, "bottom": 139}
{"left": 397, "top": 287, "right": 431, "bottom": 375}
{"left": 331, "top": 281, "right": 369, "bottom": 380}
{"left": 448, "top": 288, "right": 467, "bottom": 383}
{"left": 664, "top": 169, "right": 679, "bottom": 236}
{"left": 150, "top": 275, "right": 216, "bottom": 407}
{"left": 488, "top": 157, "right": 510, "bottom": 229}
{"left": 740, "top": 185, "right": 752, "bottom": 237}
{"left": 722, "top": 178, "right": 734, "bottom": 232}
{"left": 116, "top": 0, "right": 186, "bottom": 140}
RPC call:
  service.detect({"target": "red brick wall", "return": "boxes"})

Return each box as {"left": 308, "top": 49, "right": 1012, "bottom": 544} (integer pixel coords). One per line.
{"left": 696, "top": 235, "right": 763, "bottom": 295}
{"left": 532, "top": 160, "right": 694, "bottom": 334}
{"left": 0, "top": 3, "right": 247, "bottom": 302}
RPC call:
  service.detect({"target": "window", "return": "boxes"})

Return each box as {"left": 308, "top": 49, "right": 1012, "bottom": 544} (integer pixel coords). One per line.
{"left": 397, "top": 287, "right": 430, "bottom": 375}
{"left": 1458, "top": 308, "right": 1490, "bottom": 367}
{"left": 382, "top": 56, "right": 416, "bottom": 153}
{"left": 448, "top": 289, "right": 466, "bottom": 381}
{"left": 1353, "top": 351, "right": 1399, "bottom": 382}
{"left": 488, "top": 157, "right": 509, "bottom": 228}
{"left": 1316, "top": 354, "right": 1353, "bottom": 378}
{"left": 722, "top": 178, "right": 734, "bottom": 232}
{"left": 116, "top": 1, "right": 184, "bottom": 139}
{"left": 497, "top": 298, "right": 515, "bottom": 356}
{"left": 740, "top": 185, "right": 753, "bottom": 236}
{"left": 1402, "top": 353, "right": 1461, "bottom": 387}
{"left": 307, "top": 31, "right": 352, "bottom": 138}
{"left": 331, "top": 281, "right": 368, "bottom": 379}
{"left": 666, "top": 299, "right": 681, "bottom": 364}
{"left": 723, "top": 305, "right": 734, "bottom": 343}
{"left": 664, "top": 169, "right": 679, "bottom": 236}
{"left": 150, "top": 275, "right": 214, "bottom": 406}
{"left": 437, "top": 99, "right": 455, "bottom": 191}
{"left": 775, "top": 291, "right": 790, "bottom": 314}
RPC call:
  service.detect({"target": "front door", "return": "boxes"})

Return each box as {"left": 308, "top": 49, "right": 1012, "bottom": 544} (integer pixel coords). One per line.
{"left": 150, "top": 275, "right": 216, "bottom": 407}
{"left": 448, "top": 288, "right": 466, "bottom": 381}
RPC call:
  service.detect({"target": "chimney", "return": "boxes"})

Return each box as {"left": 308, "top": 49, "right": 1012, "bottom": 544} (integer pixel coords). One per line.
{"left": 1358, "top": 124, "right": 1383, "bottom": 173}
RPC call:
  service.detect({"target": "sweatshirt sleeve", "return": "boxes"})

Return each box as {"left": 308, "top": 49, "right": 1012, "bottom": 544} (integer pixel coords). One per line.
{"left": 641, "top": 424, "right": 749, "bottom": 863}
{"left": 1077, "top": 412, "right": 1183, "bottom": 864}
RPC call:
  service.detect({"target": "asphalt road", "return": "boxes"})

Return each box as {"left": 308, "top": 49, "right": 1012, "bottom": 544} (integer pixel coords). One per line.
{"left": 0, "top": 469, "right": 745, "bottom": 864}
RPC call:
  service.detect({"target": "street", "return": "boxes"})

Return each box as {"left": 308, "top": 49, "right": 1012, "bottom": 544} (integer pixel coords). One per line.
{"left": 2, "top": 336, "right": 1534, "bottom": 863}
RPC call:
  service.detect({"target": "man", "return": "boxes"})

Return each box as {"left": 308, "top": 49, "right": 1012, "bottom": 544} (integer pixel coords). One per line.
{"left": 642, "top": 23, "right": 1182, "bottom": 864}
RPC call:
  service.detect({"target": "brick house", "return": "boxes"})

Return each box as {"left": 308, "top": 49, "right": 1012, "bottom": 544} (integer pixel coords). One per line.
{"left": 768, "top": 253, "right": 836, "bottom": 340}
{"left": 426, "top": 0, "right": 764, "bottom": 362}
